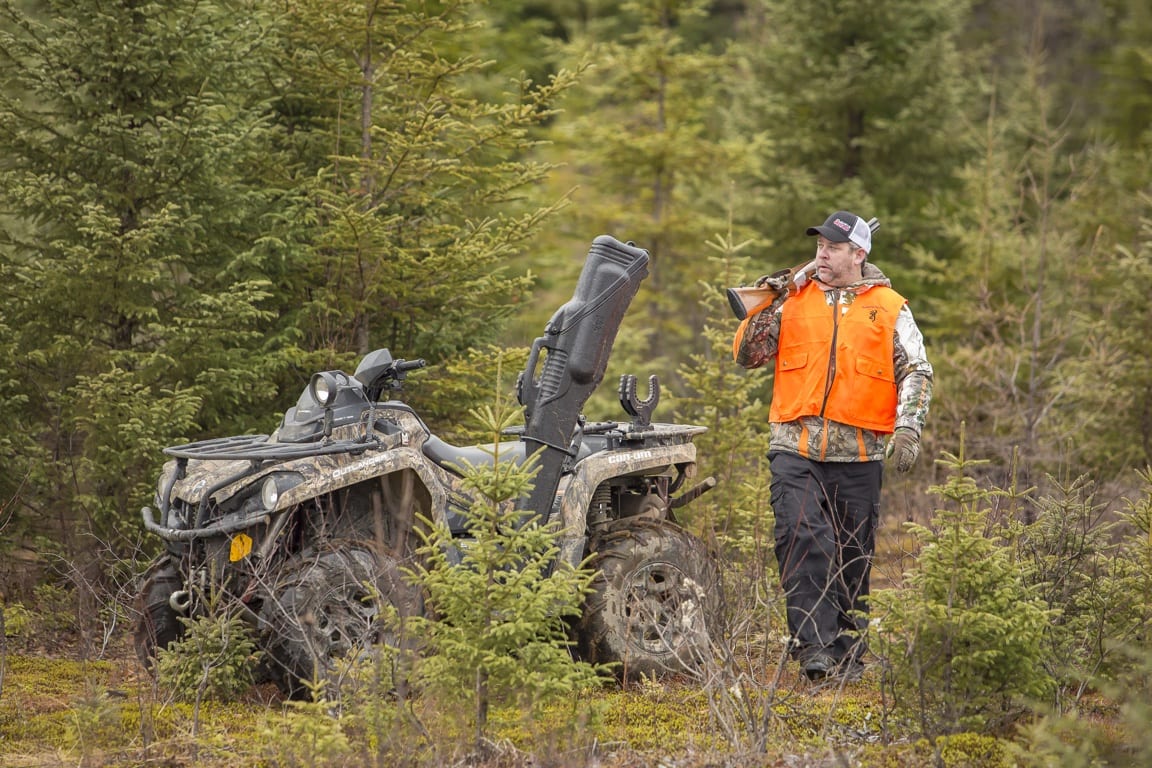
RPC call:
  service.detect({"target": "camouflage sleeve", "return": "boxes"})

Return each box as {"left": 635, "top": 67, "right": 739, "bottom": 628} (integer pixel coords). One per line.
{"left": 892, "top": 303, "right": 933, "bottom": 433}
{"left": 734, "top": 296, "right": 785, "bottom": 369}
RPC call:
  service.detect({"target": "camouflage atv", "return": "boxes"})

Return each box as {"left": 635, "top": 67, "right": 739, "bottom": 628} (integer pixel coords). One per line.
{"left": 134, "top": 235, "right": 720, "bottom": 698}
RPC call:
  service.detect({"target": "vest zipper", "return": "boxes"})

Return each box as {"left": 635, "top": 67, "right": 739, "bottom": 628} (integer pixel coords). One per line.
{"left": 816, "top": 290, "right": 841, "bottom": 461}
{"left": 819, "top": 289, "right": 840, "bottom": 419}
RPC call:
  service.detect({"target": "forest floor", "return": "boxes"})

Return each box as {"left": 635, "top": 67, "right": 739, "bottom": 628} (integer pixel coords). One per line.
{"left": 0, "top": 515, "right": 1127, "bottom": 767}
{"left": 0, "top": 623, "right": 1029, "bottom": 768}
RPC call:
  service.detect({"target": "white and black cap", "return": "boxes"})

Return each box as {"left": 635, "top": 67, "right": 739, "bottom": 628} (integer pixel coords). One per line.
{"left": 806, "top": 210, "right": 872, "bottom": 254}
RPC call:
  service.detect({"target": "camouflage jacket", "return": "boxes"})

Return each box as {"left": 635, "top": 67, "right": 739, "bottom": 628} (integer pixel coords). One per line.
{"left": 735, "top": 263, "right": 933, "bottom": 463}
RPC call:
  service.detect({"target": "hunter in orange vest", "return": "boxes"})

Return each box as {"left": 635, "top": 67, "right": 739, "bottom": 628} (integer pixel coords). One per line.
{"left": 733, "top": 210, "right": 933, "bottom": 682}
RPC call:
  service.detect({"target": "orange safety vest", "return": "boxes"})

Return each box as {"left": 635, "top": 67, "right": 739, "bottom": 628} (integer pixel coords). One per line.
{"left": 769, "top": 282, "right": 906, "bottom": 433}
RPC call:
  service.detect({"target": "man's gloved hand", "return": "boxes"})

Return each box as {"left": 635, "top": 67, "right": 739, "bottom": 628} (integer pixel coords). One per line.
{"left": 886, "top": 427, "right": 920, "bottom": 473}
{"left": 754, "top": 269, "right": 791, "bottom": 292}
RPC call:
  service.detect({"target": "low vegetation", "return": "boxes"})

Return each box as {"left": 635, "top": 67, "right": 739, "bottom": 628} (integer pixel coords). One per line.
{"left": 2, "top": 442, "right": 1149, "bottom": 767}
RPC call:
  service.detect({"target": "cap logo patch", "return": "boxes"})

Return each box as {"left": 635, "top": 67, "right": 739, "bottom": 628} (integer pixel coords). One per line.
{"left": 834, "top": 218, "right": 851, "bottom": 233}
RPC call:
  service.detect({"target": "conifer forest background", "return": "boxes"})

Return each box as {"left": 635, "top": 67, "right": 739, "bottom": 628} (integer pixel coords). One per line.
{"left": 1, "top": 0, "right": 1151, "bottom": 765}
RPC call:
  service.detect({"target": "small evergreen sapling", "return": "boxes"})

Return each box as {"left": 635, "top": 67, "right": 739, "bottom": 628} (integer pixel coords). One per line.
{"left": 400, "top": 396, "right": 610, "bottom": 750}
{"left": 155, "top": 591, "right": 260, "bottom": 703}
{"left": 869, "top": 433, "right": 1054, "bottom": 735}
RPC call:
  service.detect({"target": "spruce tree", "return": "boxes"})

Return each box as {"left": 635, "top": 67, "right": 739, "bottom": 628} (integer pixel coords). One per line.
{"left": 1099, "top": 0, "right": 1152, "bottom": 149}
{"left": 0, "top": 0, "right": 290, "bottom": 551}
{"left": 401, "top": 397, "right": 606, "bottom": 749}
{"left": 526, "top": 0, "right": 756, "bottom": 405}
{"left": 921, "top": 48, "right": 1148, "bottom": 483}
{"left": 869, "top": 443, "right": 1053, "bottom": 735}
{"left": 735, "top": 0, "right": 974, "bottom": 257}
{"left": 262, "top": 0, "right": 579, "bottom": 363}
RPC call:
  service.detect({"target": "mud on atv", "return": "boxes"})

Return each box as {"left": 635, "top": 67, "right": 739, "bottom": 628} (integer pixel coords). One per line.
{"left": 135, "top": 235, "right": 721, "bottom": 698}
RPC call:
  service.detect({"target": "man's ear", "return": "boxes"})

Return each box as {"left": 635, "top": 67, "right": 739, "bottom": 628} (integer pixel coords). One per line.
{"left": 852, "top": 248, "right": 867, "bottom": 267}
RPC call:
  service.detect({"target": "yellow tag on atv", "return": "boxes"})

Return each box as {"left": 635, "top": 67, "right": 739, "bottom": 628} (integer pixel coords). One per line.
{"left": 229, "top": 533, "right": 253, "bottom": 562}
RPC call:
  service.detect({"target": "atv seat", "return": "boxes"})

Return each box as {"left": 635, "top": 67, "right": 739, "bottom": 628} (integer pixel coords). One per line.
{"left": 422, "top": 436, "right": 528, "bottom": 471}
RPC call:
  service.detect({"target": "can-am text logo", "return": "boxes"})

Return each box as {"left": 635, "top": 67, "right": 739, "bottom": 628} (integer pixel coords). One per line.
{"left": 607, "top": 450, "right": 654, "bottom": 464}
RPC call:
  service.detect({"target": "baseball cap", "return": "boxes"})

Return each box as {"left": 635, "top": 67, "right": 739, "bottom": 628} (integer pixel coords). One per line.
{"left": 806, "top": 210, "right": 872, "bottom": 254}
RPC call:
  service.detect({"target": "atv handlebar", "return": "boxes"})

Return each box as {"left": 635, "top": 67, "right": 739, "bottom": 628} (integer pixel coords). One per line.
{"left": 395, "top": 358, "right": 426, "bottom": 373}
{"left": 352, "top": 351, "right": 427, "bottom": 401}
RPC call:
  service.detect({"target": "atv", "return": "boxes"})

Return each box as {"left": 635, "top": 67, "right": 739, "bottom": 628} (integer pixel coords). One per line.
{"left": 134, "top": 235, "right": 720, "bottom": 698}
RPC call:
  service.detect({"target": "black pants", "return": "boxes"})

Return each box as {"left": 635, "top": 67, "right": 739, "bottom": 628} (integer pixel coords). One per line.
{"left": 769, "top": 451, "right": 882, "bottom": 663}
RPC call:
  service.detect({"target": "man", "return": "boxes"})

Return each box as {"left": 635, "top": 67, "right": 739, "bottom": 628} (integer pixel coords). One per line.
{"left": 733, "top": 210, "right": 933, "bottom": 681}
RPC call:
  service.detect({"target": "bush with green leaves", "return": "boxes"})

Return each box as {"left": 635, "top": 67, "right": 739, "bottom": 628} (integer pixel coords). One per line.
{"left": 1005, "top": 466, "right": 1152, "bottom": 696}
{"left": 260, "top": 698, "right": 353, "bottom": 768}
{"left": 67, "top": 685, "right": 125, "bottom": 764}
{"left": 869, "top": 442, "right": 1054, "bottom": 735}
{"left": 1013, "top": 640, "right": 1152, "bottom": 767}
{"left": 155, "top": 610, "right": 260, "bottom": 703}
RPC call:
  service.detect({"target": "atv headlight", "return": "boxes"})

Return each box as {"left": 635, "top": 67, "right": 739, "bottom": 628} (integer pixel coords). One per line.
{"left": 260, "top": 473, "right": 304, "bottom": 511}
{"left": 261, "top": 476, "right": 281, "bottom": 510}
{"left": 310, "top": 372, "right": 341, "bottom": 406}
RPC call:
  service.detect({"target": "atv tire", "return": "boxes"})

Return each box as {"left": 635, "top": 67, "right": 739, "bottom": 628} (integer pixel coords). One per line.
{"left": 259, "top": 546, "right": 419, "bottom": 700}
{"left": 577, "top": 519, "right": 719, "bottom": 679}
{"left": 134, "top": 557, "right": 187, "bottom": 670}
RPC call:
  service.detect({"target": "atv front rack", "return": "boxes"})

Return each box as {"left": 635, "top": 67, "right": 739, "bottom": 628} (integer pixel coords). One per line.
{"left": 163, "top": 432, "right": 399, "bottom": 462}
{"left": 145, "top": 431, "right": 410, "bottom": 541}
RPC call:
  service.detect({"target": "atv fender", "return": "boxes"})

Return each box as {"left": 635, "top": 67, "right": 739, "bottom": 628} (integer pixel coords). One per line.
{"left": 554, "top": 440, "right": 698, "bottom": 567}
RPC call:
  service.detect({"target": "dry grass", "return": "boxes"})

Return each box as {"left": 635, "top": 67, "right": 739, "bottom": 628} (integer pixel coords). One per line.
{"left": 0, "top": 632, "right": 1024, "bottom": 768}
{"left": 3, "top": 495, "right": 1134, "bottom": 767}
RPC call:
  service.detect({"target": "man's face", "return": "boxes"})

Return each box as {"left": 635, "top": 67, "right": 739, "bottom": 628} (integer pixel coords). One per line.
{"left": 813, "top": 237, "right": 866, "bottom": 287}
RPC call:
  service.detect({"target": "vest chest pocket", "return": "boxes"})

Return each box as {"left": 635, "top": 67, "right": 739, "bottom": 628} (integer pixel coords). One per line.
{"left": 855, "top": 353, "right": 893, "bottom": 383}
{"left": 778, "top": 350, "right": 809, "bottom": 372}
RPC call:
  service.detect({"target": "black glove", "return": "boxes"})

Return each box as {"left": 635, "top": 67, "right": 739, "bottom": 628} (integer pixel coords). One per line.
{"left": 886, "top": 427, "right": 920, "bottom": 473}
